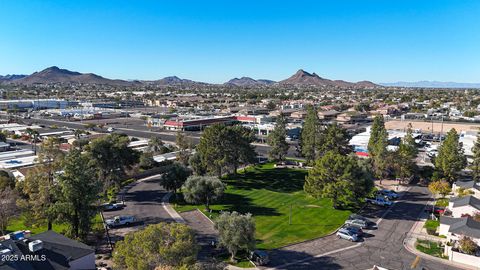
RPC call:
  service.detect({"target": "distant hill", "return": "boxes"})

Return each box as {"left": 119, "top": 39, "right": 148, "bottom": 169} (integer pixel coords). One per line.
{"left": 225, "top": 77, "right": 276, "bottom": 86}
{"left": 0, "top": 74, "right": 27, "bottom": 82}
{"left": 380, "top": 81, "right": 480, "bottom": 88}
{"left": 147, "top": 76, "right": 206, "bottom": 86}
{"left": 279, "top": 69, "right": 378, "bottom": 88}
{"left": 14, "top": 66, "right": 134, "bottom": 86}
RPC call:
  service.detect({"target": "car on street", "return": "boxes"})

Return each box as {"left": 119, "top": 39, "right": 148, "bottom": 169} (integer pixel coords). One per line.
{"left": 101, "top": 202, "right": 124, "bottom": 211}
{"left": 341, "top": 224, "right": 363, "bottom": 236}
{"left": 336, "top": 228, "right": 359, "bottom": 242}
{"left": 105, "top": 215, "right": 135, "bottom": 228}
{"left": 345, "top": 219, "right": 377, "bottom": 229}
{"left": 347, "top": 214, "right": 368, "bottom": 221}
{"left": 365, "top": 197, "right": 393, "bottom": 207}
{"left": 377, "top": 189, "right": 399, "bottom": 200}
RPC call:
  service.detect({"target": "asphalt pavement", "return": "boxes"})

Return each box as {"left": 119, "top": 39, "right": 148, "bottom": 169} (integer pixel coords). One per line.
{"left": 261, "top": 185, "right": 462, "bottom": 270}
{"left": 14, "top": 116, "right": 299, "bottom": 158}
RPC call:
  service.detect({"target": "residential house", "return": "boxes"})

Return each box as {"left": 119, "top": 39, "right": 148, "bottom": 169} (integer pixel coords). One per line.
{"left": 452, "top": 180, "right": 480, "bottom": 199}
{"left": 0, "top": 230, "right": 95, "bottom": 270}
{"left": 448, "top": 196, "right": 480, "bottom": 218}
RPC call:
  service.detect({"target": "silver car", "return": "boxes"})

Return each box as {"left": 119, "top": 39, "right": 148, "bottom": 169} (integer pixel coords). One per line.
{"left": 336, "top": 228, "right": 358, "bottom": 242}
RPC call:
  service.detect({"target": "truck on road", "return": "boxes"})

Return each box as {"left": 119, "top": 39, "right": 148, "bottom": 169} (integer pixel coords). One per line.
{"left": 105, "top": 215, "right": 135, "bottom": 228}
{"left": 365, "top": 197, "right": 393, "bottom": 207}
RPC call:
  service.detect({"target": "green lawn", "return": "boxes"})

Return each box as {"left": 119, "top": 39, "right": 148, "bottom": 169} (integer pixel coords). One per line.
{"left": 174, "top": 163, "right": 352, "bottom": 249}
{"left": 415, "top": 239, "right": 446, "bottom": 259}
{"left": 6, "top": 214, "right": 103, "bottom": 235}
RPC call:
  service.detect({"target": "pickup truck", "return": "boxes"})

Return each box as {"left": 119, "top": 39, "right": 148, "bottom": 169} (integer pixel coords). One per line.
{"left": 105, "top": 215, "right": 135, "bottom": 228}
{"left": 365, "top": 197, "right": 393, "bottom": 207}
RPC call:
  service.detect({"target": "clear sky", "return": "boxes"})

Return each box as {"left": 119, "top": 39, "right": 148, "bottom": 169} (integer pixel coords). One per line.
{"left": 1, "top": 0, "right": 479, "bottom": 83}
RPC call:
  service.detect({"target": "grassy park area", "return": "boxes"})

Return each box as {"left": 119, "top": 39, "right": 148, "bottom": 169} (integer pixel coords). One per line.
{"left": 174, "top": 163, "right": 352, "bottom": 249}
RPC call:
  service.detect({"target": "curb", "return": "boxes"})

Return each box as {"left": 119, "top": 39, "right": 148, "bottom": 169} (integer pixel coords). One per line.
{"left": 161, "top": 192, "right": 186, "bottom": 223}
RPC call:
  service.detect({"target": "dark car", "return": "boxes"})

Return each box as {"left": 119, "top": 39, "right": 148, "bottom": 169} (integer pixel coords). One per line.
{"left": 342, "top": 225, "right": 363, "bottom": 236}
{"left": 348, "top": 214, "right": 368, "bottom": 221}
{"left": 249, "top": 250, "right": 269, "bottom": 266}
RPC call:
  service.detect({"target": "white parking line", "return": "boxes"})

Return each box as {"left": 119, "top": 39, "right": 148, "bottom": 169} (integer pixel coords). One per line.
{"left": 263, "top": 243, "right": 362, "bottom": 270}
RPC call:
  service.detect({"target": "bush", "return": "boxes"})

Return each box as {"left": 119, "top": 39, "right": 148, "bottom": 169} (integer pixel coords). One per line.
{"left": 424, "top": 220, "right": 439, "bottom": 235}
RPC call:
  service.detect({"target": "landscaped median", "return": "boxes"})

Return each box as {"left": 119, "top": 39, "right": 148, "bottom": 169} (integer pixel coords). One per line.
{"left": 173, "top": 163, "right": 352, "bottom": 250}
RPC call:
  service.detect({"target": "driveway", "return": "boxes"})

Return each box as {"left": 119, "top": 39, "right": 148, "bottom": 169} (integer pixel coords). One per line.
{"left": 103, "top": 175, "right": 173, "bottom": 241}
{"left": 180, "top": 210, "right": 220, "bottom": 262}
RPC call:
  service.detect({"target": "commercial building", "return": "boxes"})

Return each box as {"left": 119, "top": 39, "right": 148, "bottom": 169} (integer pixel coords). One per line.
{"left": 0, "top": 99, "right": 70, "bottom": 111}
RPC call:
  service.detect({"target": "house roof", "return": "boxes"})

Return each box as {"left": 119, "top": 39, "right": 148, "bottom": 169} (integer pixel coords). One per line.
{"left": 0, "top": 231, "right": 94, "bottom": 270}
{"left": 454, "top": 180, "right": 476, "bottom": 189}
{"left": 447, "top": 217, "right": 480, "bottom": 239}
{"left": 440, "top": 216, "right": 460, "bottom": 226}
{"left": 450, "top": 195, "right": 480, "bottom": 210}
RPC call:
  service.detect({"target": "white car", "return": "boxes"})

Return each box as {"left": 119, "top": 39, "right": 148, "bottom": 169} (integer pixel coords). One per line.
{"left": 336, "top": 228, "right": 359, "bottom": 242}
{"left": 365, "top": 197, "right": 393, "bottom": 207}
{"left": 105, "top": 215, "right": 135, "bottom": 228}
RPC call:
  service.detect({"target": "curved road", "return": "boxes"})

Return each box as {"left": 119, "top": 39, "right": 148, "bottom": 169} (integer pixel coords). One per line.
{"left": 262, "top": 185, "right": 462, "bottom": 270}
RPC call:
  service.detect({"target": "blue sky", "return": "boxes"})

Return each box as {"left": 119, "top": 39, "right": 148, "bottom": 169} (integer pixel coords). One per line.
{"left": 1, "top": 0, "right": 479, "bottom": 83}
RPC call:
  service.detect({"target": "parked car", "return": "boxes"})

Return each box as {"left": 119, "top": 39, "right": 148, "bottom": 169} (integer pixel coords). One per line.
{"left": 249, "top": 250, "right": 269, "bottom": 266}
{"left": 345, "top": 219, "right": 377, "bottom": 229}
{"left": 377, "top": 189, "right": 399, "bottom": 200}
{"left": 101, "top": 203, "right": 123, "bottom": 211}
{"left": 341, "top": 225, "right": 363, "bottom": 236}
{"left": 365, "top": 197, "right": 393, "bottom": 207}
{"left": 336, "top": 228, "right": 359, "bottom": 242}
{"left": 105, "top": 215, "right": 135, "bottom": 228}
{"left": 107, "top": 127, "right": 115, "bottom": 133}
{"left": 347, "top": 214, "right": 368, "bottom": 221}
{"left": 424, "top": 206, "right": 445, "bottom": 216}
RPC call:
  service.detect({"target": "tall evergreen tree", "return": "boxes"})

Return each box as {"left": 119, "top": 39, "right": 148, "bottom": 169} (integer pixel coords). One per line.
{"left": 18, "top": 137, "right": 64, "bottom": 230}
{"left": 317, "top": 122, "right": 352, "bottom": 156}
{"left": 176, "top": 131, "right": 191, "bottom": 166}
{"left": 54, "top": 150, "right": 101, "bottom": 240}
{"left": 472, "top": 135, "right": 480, "bottom": 182}
{"left": 368, "top": 114, "right": 387, "bottom": 156}
{"left": 267, "top": 114, "right": 289, "bottom": 161}
{"left": 300, "top": 105, "right": 320, "bottom": 164}
{"left": 304, "top": 151, "right": 372, "bottom": 208}
{"left": 395, "top": 124, "right": 418, "bottom": 182}
{"left": 435, "top": 128, "right": 467, "bottom": 183}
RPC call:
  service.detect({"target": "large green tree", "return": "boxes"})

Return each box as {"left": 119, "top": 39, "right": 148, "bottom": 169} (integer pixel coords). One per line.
{"left": 267, "top": 114, "right": 289, "bottom": 161}
{"left": 113, "top": 223, "right": 197, "bottom": 270}
{"left": 368, "top": 114, "right": 387, "bottom": 155}
{"left": 182, "top": 176, "right": 225, "bottom": 211}
{"left": 300, "top": 105, "right": 320, "bottom": 163}
{"left": 304, "top": 151, "right": 372, "bottom": 208}
{"left": 472, "top": 135, "right": 480, "bottom": 182}
{"left": 0, "top": 187, "right": 18, "bottom": 235}
{"left": 160, "top": 162, "right": 191, "bottom": 196}
{"left": 317, "top": 123, "right": 352, "bottom": 156}
{"left": 54, "top": 149, "right": 101, "bottom": 240}
{"left": 435, "top": 128, "right": 467, "bottom": 183}
{"left": 176, "top": 131, "right": 192, "bottom": 166}
{"left": 196, "top": 124, "right": 256, "bottom": 177}
{"left": 17, "top": 137, "right": 64, "bottom": 230}
{"left": 86, "top": 133, "right": 139, "bottom": 191}
{"left": 394, "top": 124, "right": 418, "bottom": 182}
{"left": 214, "top": 211, "right": 256, "bottom": 263}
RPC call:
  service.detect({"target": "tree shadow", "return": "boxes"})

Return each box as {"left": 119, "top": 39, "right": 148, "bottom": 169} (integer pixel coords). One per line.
{"left": 226, "top": 166, "right": 307, "bottom": 193}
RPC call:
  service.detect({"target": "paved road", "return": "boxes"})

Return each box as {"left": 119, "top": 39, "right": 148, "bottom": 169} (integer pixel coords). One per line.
{"left": 262, "top": 185, "right": 462, "bottom": 270}
{"left": 103, "top": 175, "right": 173, "bottom": 241}
{"left": 180, "top": 210, "right": 219, "bottom": 262}
{"left": 13, "top": 116, "right": 299, "bottom": 158}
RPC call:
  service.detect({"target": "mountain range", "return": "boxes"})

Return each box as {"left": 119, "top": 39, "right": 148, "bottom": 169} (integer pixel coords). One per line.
{"left": 279, "top": 69, "right": 378, "bottom": 88}
{"left": 1, "top": 66, "right": 380, "bottom": 88}
{"left": 380, "top": 81, "right": 480, "bottom": 88}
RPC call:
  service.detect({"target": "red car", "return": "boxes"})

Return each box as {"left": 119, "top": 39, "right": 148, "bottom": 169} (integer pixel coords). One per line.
{"left": 425, "top": 206, "right": 445, "bottom": 215}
